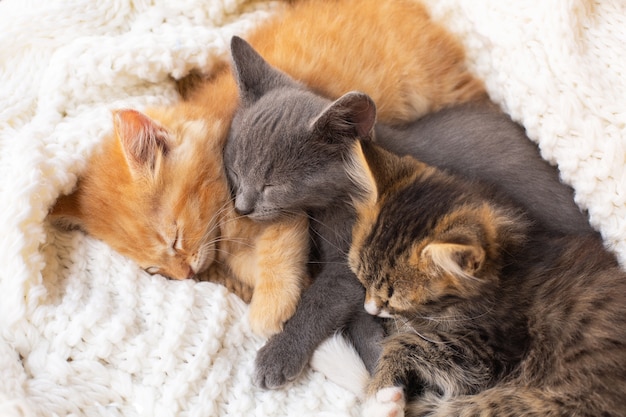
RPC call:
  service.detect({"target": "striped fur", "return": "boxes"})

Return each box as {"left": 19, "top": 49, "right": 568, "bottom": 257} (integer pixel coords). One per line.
{"left": 350, "top": 142, "right": 626, "bottom": 416}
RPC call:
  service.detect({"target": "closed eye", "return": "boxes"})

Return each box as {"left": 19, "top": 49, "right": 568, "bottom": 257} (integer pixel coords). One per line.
{"left": 226, "top": 169, "right": 240, "bottom": 195}
{"left": 172, "top": 229, "right": 179, "bottom": 250}
{"left": 159, "top": 227, "right": 180, "bottom": 254}
{"left": 227, "top": 168, "right": 239, "bottom": 185}
{"left": 146, "top": 266, "right": 160, "bottom": 275}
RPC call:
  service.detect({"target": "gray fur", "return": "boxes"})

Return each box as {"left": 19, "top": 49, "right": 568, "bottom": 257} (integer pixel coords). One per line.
{"left": 223, "top": 36, "right": 593, "bottom": 389}
{"left": 375, "top": 103, "right": 591, "bottom": 233}
{"left": 227, "top": 37, "right": 383, "bottom": 389}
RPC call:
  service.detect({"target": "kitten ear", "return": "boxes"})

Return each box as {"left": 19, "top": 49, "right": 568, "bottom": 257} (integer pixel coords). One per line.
{"left": 311, "top": 92, "right": 376, "bottom": 142}
{"left": 421, "top": 242, "right": 485, "bottom": 278}
{"left": 113, "top": 109, "right": 170, "bottom": 177}
{"left": 345, "top": 141, "right": 379, "bottom": 209}
{"left": 48, "top": 191, "right": 85, "bottom": 230}
{"left": 230, "top": 35, "right": 297, "bottom": 105}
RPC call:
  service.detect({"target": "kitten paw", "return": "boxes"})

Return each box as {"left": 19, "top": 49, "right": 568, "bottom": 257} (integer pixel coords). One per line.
{"left": 248, "top": 298, "right": 296, "bottom": 337}
{"left": 363, "top": 387, "right": 405, "bottom": 417}
{"left": 254, "top": 335, "right": 308, "bottom": 389}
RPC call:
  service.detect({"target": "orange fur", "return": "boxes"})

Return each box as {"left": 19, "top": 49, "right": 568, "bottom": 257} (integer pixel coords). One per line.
{"left": 186, "top": 0, "right": 486, "bottom": 126}
{"left": 220, "top": 213, "right": 311, "bottom": 336}
{"left": 53, "top": 108, "right": 229, "bottom": 280}
{"left": 50, "top": 0, "right": 485, "bottom": 336}
{"left": 243, "top": 0, "right": 486, "bottom": 124}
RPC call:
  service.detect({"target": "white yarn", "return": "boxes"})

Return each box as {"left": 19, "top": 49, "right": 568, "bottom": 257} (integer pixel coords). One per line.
{"left": 422, "top": 0, "right": 626, "bottom": 264}
{"left": 1, "top": 0, "right": 624, "bottom": 415}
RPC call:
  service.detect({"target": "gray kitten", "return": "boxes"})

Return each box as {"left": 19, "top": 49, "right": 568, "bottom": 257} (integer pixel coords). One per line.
{"left": 223, "top": 36, "right": 592, "bottom": 389}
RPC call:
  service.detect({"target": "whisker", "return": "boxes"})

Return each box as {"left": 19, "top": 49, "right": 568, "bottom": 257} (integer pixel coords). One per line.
{"left": 409, "top": 301, "right": 496, "bottom": 325}
{"left": 205, "top": 235, "right": 255, "bottom": 250}
{"left": 305, "top": 218, "right": 350, "bottom": 257}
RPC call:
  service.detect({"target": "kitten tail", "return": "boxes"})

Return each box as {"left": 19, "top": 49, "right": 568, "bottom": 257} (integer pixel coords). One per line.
{"left": 310, "top": 333, "right": 369, "bottom": 399}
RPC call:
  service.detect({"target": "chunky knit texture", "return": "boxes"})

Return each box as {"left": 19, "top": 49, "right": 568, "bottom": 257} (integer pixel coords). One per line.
{"left": 422, "top": 0, "right": 626, "bottom": 260}
{"left": 1, "top": 0, "right": 624, "bottom": 416}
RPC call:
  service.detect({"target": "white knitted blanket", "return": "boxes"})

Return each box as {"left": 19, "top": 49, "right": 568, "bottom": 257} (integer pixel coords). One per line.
{"left": 1, "top": 0, "right": 624, "bottom": 416}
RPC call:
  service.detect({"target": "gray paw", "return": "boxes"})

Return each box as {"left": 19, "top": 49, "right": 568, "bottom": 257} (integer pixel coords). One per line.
{"left": 254, "top": 336, "right": 309, "bottom": 389}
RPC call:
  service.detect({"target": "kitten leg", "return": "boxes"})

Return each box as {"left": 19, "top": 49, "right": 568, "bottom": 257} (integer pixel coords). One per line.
{"left": 376, "top": 330, "right": 496, "bottom": 399}
{"left": 366, "top": 330, "right": 497, "bottom": 417}
{"left": 345, "top": 309, "right": 385, "bottom": 374}
{"left": 362, "top": 334, "right": 417, "bottom": 417}
{"left": 254, "top": 261, "right": 366, "bottom": 389}
{"left": 247, "top": 216, "right": 310, "bottom": 337}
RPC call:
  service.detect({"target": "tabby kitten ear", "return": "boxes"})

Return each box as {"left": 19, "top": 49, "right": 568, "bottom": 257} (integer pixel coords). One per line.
{"left": 420, "top": 242, "right": 486, "bottom": 279}
{"left": 230, "top": 35, "right": 297, "bottom": 106}
{"left": 311, "top": 92, "right": 377, "bottom": 141}
{"left": 113, "top": 109, "right": 170, "bottom": 178}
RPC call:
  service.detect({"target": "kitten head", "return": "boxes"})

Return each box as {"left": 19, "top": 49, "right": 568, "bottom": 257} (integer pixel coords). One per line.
{"left": 50, "top": 107, "right": 230, "bottom": 280}
{"left": 224, "top": 36, "right": 376, "bottom": 220}
{"left": 348, "top": 144, "right": 528, "bottom": 318}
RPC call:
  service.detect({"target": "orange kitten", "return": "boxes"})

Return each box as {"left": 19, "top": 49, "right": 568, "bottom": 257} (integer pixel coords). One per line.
{"left": 50, "top": 0, "right": 485, "bottom": 337}
{"left": 52, "top": 107, "right": 310, "bottom": 337}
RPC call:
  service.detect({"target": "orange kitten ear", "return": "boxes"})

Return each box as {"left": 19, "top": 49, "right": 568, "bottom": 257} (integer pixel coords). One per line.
{"left": 420, "top": 242, "right": 485, "bottom": 279}
{"left": 48, "top": 192, "right": 85, "bottom": 230}
{"left": 113, "top": 109, "right": 170, "bottom": 177}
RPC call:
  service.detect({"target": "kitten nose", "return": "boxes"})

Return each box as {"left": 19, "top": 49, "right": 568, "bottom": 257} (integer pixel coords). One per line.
{"left": 235, "top": 185, "right": 257, "bottom": 216}
{"left": 234, "top": 192, "right": 255, "bottom": 216}
{"left": 234, "top": 204, "right": 253, "bottom": 216}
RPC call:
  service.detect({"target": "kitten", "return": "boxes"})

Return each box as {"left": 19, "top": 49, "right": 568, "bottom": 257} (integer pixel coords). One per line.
{"left": 223, "top": 38, "right": 591, "bottom": 388}
{"left": 51, "top": 107, "right": 310, "bottom": 337}
{"left": 50, "top": 0, "right": 485, "bottom": 336}
{"left": 348, "top": 138, "right": 626, "bottom": 417}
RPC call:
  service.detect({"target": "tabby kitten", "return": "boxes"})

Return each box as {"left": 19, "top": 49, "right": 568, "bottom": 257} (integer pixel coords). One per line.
{"left": 349, "top": 138, "right": 626, "bottom": 416}
{"left": 224, "top": 38, "right": 591, "bottom": 388}
{"left": 50, "top": 0, "right": 485, "bottom": 336}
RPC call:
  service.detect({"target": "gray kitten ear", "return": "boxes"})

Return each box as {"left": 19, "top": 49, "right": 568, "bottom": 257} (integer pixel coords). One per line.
{"left": 230, "top": 35, "right": 296, "bottom": 106}
{"left": 311, "top": 92, "right": 377, "bottom": 142}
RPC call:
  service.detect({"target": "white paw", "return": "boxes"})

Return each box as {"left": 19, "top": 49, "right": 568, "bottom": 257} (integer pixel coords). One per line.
{"left": 362, "top": 386, "right": 405, "bottom": 417}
